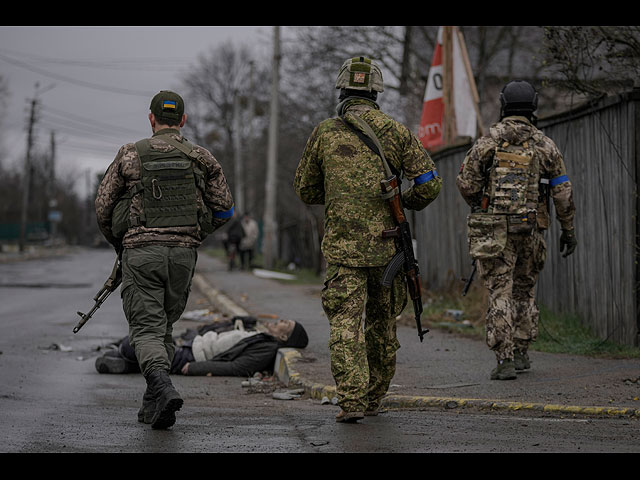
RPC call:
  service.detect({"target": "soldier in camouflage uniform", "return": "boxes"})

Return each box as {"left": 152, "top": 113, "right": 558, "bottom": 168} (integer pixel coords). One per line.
{"left": 95, "top": 90, "right": 234, "bottom": 428}
{"left": 294, "top": 57, "right": 442, "bottom": 422}
{"left": 456, "top": 80, "right": 577, "bottom": 380}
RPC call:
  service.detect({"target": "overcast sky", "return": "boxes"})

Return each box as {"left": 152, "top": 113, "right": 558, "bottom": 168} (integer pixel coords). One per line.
{"left": 0, "top": 26, "right": 272, "bottom": 197}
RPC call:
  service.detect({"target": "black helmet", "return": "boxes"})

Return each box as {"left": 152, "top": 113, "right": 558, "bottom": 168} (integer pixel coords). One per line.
{"left": 500, "top": 80, "right": 538, "bottom": 118}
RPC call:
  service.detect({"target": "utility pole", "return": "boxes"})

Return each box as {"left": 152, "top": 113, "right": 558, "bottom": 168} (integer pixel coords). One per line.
{"left": 47, "top": 131, "right": 60, "bottom": 241}
{"left": 19, "top": 92, "right": 38, "bottom": 252}
{"left": 232, "top": 89, "right": 244, "bottom": 215}
{"left": 263, "top": 26, "right": 280, "bottom": 270}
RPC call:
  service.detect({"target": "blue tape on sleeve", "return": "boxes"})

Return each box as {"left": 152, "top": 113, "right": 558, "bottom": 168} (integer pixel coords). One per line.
{"left": 550, "top": 175, "right": 569, "bottom": 187}
{"left": 414, "top": 169, "right": 438, "bottom": 185}
{"left": 213, "top": 206, "right": 234, "bottom": 219}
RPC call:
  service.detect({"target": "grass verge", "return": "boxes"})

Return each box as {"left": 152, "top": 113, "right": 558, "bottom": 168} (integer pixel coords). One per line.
{"left": 398, "top": 273, "right": 640, "bottom": 359}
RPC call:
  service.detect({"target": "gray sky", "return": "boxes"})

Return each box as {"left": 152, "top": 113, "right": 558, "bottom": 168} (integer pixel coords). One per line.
{"left": 0, "top": 26, "right": 271, "bottom": 197}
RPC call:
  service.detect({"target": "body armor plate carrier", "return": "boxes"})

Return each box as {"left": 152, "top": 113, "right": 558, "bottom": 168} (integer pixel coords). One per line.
{"left": 487, "top": 140, "right": 539, "bottom": 233}
{"left": 111, "top": 135, "right": 211, "bottom": 238}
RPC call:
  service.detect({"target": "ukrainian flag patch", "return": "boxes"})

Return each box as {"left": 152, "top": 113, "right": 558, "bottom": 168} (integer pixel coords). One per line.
{"left": 162, "top": 100, "right": 177, "bottom": 110}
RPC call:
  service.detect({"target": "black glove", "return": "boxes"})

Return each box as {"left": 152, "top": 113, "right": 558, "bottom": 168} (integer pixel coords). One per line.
{"left": 559, "top": 228, "right": 577, "bottom": 258}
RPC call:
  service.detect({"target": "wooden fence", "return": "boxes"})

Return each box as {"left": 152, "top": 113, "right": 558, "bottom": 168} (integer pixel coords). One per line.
{"left": 414, "top": 89, "right": 640, "bottom": 347}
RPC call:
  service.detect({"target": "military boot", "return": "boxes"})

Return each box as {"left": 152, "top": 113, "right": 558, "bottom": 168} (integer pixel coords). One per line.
{"left": 137, "top": 386, "right": 156, "bottom": 424}
{"left": 335, "top": 410, "right": 364, "bottom": 423}
{"left": 145, "top": 370, "right": 183, "bottom": 430}
{"left": 490, "top": 359, "right": 517, "bottom": 380}
{"left": 514, "top": 350, "right": 531, "bottom": 371}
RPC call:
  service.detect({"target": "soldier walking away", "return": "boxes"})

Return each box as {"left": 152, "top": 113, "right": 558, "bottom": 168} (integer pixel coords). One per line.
{"left": 95, "top": 90, "right": 234, "bottom": 429}
{"left": 294, "top": 57, "right": 442, "bottom": 423}
{"left": 456, "top": 80, "right": 577, "bottom": 380}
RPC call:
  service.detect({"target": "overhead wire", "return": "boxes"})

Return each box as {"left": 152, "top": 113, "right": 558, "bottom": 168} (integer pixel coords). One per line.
{"left": 0, "top": 47, "right": 193, "bottom": 71}
{"left": 0, "top": 51, "right": 158, "bottom": 97}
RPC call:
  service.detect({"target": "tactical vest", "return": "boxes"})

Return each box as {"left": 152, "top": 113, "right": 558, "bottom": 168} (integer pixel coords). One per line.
{"left": 111, "top": 135, "right": 215, "bottom": 239}
{"left": 486, "top": 139, "right": 540, "bottom": 233}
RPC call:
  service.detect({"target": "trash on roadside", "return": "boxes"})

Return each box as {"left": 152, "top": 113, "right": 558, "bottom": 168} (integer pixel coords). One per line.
{"left": 252, "top": 269, "right": 297, "bottom": 281}
{"left": 445, "top": 309, "right": 464, "bottom": 321}
{"left": 180, "top": 309, "right": 223, "bottom": 323}
{"left": 39, "top": 343, "right": 72, "bottom": 352}
{"left": 272, "top": 389, "right": 305, "bottom": 400}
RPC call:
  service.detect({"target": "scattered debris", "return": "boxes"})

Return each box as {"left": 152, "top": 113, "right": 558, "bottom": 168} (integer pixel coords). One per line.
{"left": 39, "top": 343, "right": 72, "bottom": 352}
{"left": 241, "top": 372, "right": 285, "bottom": 395}
{"left": 445, "top": 309, "right": 465, "bottom": 321}
{"left": 180, "top": 309, "right": 223, "bottom": 323}
{"left": 272, "top": 389, "right": 305, "bottom": 400}
{"left": 310, "top": 440, "right": 329, "bottom": 447}
{"left": 252, "top": 269, "right": 297, "bottom": 281}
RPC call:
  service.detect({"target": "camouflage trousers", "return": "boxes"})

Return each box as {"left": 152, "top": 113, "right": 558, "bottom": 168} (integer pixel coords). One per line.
{"left": 322, "top": 263, "right": 407, "bottom": 412}
{"left": 477, "top": 230, "right": 546, "bottom": 362}
{"left": 120, "top": 245, "right": 197, "bottom": 377}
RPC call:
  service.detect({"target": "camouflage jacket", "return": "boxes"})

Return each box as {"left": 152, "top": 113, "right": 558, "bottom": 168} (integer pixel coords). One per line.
{"left": 95, "top": 128, "right": 234, "bottom": 249}
{"left": 456, "top": 116, "right": 575, "bottom": 231}
{"left": 294, "top": 98, "right": 442, "bottom": 267}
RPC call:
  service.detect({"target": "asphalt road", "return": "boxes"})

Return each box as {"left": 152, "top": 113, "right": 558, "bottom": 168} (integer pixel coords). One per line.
{"left": 0, "top": 247, "right": 638, "bottom": 453}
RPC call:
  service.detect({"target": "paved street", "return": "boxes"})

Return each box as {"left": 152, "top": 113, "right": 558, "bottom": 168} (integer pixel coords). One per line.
{"left": 0, "top": 247, "right": 639, "bottom": 453}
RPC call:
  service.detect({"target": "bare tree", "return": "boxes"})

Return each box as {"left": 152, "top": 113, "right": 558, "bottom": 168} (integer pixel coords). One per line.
{"left": 541, "top": 26, "right": 640, "bottom": 98}
{"left": 180, "top": 42, "right": 271, "bottom": 223}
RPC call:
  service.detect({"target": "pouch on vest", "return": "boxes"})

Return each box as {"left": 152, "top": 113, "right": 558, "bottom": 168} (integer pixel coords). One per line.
{"left": 111, "top": 192, "right": 132, "bottom": 239}
{"left": 111, "top": 183, "right": 143, "bottom": 239}
{"left": 467, "top": 213, "right": 507, "bottom": 259}
{"left": 487, "top": 141, "right": 539, "bottom": 217}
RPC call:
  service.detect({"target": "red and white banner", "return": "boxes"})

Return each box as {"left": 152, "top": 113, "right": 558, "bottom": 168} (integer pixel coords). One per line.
{"left": 418, "top": 26, "right": 478, "bottom": 150}
{"left": 418, "top": 27, "right": 445, "bottom": 150}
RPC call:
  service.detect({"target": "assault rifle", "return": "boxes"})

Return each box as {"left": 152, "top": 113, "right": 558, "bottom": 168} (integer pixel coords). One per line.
{"left": 73, "top": 254, "right": 122, "bottom": 334}
{"left": 340, "top": 113, "right": 428, "bottom": 342}
{"left": 380, "top": 175, "right": 429, "bottom": 342}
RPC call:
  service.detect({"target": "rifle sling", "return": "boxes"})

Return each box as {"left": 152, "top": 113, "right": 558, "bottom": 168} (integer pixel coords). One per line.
{"left": 339, "top": 114, "right": 400, "bottom": 185}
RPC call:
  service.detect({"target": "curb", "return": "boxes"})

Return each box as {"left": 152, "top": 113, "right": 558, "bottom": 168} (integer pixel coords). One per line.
{"left": 193, "top": 272, "right": 640, "bottom": 420}
{"left": 192, "top": 274, "right": 249, "bottom": 318}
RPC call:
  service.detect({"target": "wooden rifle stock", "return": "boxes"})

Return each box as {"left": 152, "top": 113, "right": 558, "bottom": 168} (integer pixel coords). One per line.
{"left": 381, "top": 175, "right": 428, "bottom": 342}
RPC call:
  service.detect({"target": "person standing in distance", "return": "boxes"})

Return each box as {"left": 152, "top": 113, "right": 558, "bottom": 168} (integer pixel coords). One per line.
{"left": 294, "top": 57, "right": 442, "bottom": 423}
{"left": 456, "top": 80, "right": 577, "bottom": 380}
{"left": 95, "top": 90, "right": 234, "bottom": 429}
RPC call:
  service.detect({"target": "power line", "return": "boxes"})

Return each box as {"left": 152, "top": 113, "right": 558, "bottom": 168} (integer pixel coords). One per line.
{"left": 40, "top": 105, "right": 147, "bottom": 138}
{"left": 0, "top": 47, "right": 193, "bottom": 71}
{"left": 0, "top": 51, "right": 157, "bottom": 97}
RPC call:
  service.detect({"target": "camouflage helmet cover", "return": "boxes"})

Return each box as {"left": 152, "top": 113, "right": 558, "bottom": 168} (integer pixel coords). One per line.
{"left": 335, "top": 56, "right": 384, "bottom": 93}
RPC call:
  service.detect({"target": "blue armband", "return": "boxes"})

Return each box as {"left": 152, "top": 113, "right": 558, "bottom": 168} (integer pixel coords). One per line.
{"left": 414, "top": 169, "right": 438, "bottom": 185}
{"left": 213, "top": 206, "right": 234, "bottom": 219}
{"left": 550, "top": 175, "right": 569, "bottom": 187}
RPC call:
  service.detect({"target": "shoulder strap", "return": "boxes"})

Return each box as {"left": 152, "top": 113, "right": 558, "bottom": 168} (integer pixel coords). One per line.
{"left": 340, "top": 113, "right": 400, "bottom": 180}
{"left": 157, "top": 134, "right": 209, "bottom": 176}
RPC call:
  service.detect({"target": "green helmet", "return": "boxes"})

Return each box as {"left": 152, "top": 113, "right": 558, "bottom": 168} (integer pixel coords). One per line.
{"left": 335, "top": 56, "right": 384, "bottom": 93}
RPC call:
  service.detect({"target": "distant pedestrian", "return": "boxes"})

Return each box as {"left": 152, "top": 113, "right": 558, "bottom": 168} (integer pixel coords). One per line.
{"left": 456, "top": 80, "right": 576, "bottom": 380}
{"left": 95, "top": 90, "right": 234, "bottom": 429}
{"left": 239, "top": 212, "right": 259, "bottom": 270}
{"left": 294, "top": 57, "right": 442, "bottom": 423}
{"left": 224, "top": 214, "right": 245, "bottom": 271}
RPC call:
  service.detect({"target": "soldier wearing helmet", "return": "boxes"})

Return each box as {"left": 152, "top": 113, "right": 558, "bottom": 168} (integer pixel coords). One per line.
{"left": 294, "top": 57, "right": 442, "bottom": 422}
{"left": 456, "top": 80, "right": 577, "bottom": 380}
